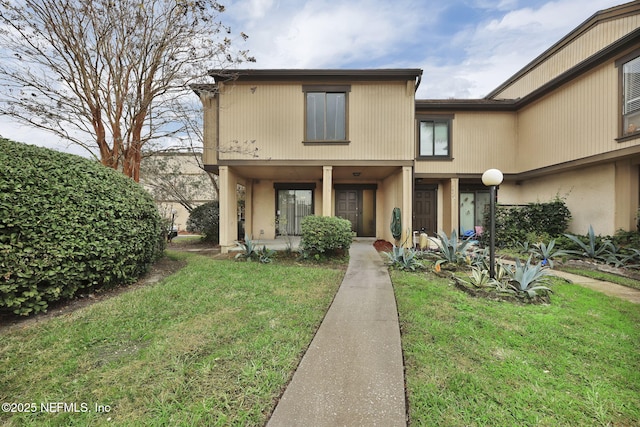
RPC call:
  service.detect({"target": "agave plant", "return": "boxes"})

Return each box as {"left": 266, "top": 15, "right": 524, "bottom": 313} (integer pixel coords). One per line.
{"left": 433, "top": 230, "right": 474, "bottom": 266}
{"left": 529, "top": 239, "right": 568, "bottom": 268}
{"left": 464, "top": 267, "right": 493, "bottom": 288}
{"left": 507, "top": 256, "right": 552, "bottom": 298}
{"left": 564, "top": 225, "right": 615, "bottom": 261}
{"left": 383, "top": 244, "right": 423, "bottom": 271}
{"left": 235, "top": 235, "right": 260, "bottom": 261}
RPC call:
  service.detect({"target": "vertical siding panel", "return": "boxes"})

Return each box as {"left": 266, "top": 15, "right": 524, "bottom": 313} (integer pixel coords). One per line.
{"left": 217, "top": 80, "right": 415, "bottom": 162}
{"left": 517, "top": 61, "right": 621, "bottom": 172}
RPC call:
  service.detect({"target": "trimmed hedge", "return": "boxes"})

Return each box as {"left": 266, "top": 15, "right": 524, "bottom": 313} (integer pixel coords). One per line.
{"left": 300, "top": 216, "right": 353, "bottom": 256}
{"left": 482, "top": 198, "right": 572, "bottom": 247}
{"left": 0, "top": 138, "right": 165, "bottom": 315}
{"left": 186, "top": 201, "right": 219, "bottom": 243}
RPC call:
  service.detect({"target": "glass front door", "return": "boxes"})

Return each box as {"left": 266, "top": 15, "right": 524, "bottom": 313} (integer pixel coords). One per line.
{"left": 276, "top": 189, "right": 313, "bottom": 235}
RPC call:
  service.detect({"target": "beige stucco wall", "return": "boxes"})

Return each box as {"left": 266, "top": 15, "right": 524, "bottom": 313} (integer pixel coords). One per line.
{"left": 504, "top": 164, "right": 616, "bottom": 235}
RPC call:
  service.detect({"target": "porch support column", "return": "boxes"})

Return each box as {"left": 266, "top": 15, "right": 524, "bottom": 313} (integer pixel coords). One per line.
{"left": 402, "top": 166, "right": 413, "bottom": 247}
{"left": 442, "top": 178, "right": 459, "bottom": 235}
{"left": 615, "top": 159, "right": 639, "bottom": 231}
{"left": 244, "top": 179, "right": 253, "bottom": 240}
{"left": 323, "top": 166, "right": 333, "bottom": 216}
{"left": 218, "top": 166, "right": 238, "bottom": 253}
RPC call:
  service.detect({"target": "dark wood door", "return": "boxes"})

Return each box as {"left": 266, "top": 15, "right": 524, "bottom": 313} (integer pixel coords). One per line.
{"left": 336, "top": 190, "right": 359, "bottom": 234}
{"left": 413, "top": 188, "right": 436, "bottom": 235}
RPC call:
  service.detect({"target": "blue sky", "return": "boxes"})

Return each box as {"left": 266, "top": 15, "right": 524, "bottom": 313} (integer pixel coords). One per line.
{"left": 0, "top": 0, "right": 627, "bottom": 153}
{"left": 223, "top": 0, "right": 626, "bottom": 98}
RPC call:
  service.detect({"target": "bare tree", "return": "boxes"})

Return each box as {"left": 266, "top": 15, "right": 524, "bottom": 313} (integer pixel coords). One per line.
{"left": 0, "top": 0, "right": 254, "bottom": 181}
{"left": 140, "top": 149, "right": 216, "bottom": 213}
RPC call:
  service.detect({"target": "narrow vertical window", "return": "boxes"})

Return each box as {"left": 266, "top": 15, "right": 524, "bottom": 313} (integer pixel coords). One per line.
{"left": 623, "top": 56, "right": 640, "bottom": 135}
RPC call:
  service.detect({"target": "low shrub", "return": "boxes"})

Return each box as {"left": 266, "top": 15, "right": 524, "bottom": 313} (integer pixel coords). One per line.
{"left": 0, "top": 138, "right": 165, "bottom": 315}
{"left": 300, "top": 216, "right": 352, "bottom": 257}
{"left": 186, "top": 201, "right": 219, "bottom": 243}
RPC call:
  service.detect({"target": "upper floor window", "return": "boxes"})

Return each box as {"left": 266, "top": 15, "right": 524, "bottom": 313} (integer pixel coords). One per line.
{"left": 622, "top": 55, "right": 640, "bottom": 136}
{"left": 418, "top": 116, "right": 451, "bottom": 158}
{"left": 303, "top": 85, "right": 350, "bottom": 142}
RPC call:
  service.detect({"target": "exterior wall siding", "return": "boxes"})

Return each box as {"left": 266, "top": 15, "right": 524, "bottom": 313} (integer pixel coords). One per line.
{"left": 215, "top": 81, "right": 415, "bottom": 162}
{"left": 494, "top": 15, "right": 640, "bottom": 99}
{"left": 516, "top": 61, "right": 628, "bottom": 172}
{"left": 414, "top": 112, "right": 517, "bottom": 175}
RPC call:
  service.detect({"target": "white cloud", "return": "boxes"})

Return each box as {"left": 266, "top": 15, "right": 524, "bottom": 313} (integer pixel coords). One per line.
{"left": 417, "top": 0, "right": 624, "bottom": 98}
{"left": 228, "top": 0, "right": 433, "bottom": 68}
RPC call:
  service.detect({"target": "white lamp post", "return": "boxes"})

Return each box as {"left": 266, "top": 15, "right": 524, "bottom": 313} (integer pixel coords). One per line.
{"left": 482, "top": 169, "right": 503, "bottom": 279}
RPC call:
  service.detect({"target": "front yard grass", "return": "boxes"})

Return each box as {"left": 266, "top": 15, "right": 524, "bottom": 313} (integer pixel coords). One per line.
{"left": 394, "top": 270, "right": 640, "bottom": 426}
{"left": 0, "top": 251, "right": 344, "bottom": 426}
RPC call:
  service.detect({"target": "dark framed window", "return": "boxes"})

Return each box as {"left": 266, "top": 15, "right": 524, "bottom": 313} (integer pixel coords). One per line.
{"left": 274, "top": 183, "right": 315, "bottom": 236}
{"left": 417, "top": 115, "right": 452, "bottom": 158}
{"left": 303, "top": 85, "right": 350, "bottom": 142}
{"left": 622, "top": 55, "right": 640, "bottom": 137}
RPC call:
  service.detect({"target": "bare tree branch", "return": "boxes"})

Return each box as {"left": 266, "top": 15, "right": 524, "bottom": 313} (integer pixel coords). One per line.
{"left": 0, "top": 0, "right": 255, "bottom": 181}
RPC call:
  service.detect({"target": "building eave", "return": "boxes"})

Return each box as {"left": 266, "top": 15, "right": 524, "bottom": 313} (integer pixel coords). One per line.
{"left": 207, "top": 68, "right": 423, "bottom": 84}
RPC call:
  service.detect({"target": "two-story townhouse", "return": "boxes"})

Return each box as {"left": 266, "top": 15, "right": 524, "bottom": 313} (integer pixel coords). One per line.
{"left": 195, "top": 0, "right": 640, "bottom": 252}
{"left": 193, "top": 69, "right": 422, "bottom": 251}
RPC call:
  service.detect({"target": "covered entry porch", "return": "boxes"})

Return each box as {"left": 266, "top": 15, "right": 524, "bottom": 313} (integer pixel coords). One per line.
{"left": 215, "top": 162, "right": 413, "bottom": 252}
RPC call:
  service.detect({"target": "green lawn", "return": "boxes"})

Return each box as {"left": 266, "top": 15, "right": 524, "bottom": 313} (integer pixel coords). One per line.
{"left": 394, "top": 270, "right": 640, "bottom": 426}
{"left": 3, "top": 251, "right": 639, "bottom": 426}
{"left": 0, "top": 252, "right": 344, "bottom": 426}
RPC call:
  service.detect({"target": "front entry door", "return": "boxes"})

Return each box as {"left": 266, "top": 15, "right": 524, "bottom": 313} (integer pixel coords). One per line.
{"left": 413, "top": 188, "right": 437, "bottom": 235}
{"left": 336, "top": 187, "right": 376, "bottom": 236}
{"left": 336, "top": 190, "right": 359, "bottom": 233}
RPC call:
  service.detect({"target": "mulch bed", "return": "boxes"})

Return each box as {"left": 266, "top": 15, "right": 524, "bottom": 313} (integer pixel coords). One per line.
{"left": 452, "top": 278, "right": 551, "bottom": 305}
{"left": 373, "top": 239, "right": 394, "bottom": 252}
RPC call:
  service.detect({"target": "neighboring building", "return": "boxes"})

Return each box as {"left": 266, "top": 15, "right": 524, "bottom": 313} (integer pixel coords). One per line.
{"left": 194, "top": 1, "right": 640, "bottom": 252}
{"left": 140, "top": 152, "right": 216, "bottom": 233}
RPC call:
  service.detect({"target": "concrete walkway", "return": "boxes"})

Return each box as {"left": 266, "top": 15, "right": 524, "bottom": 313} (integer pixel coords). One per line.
{"left": 551, "top": 269, "right": 640, "bottom": 304}
{"left": 267, "top": 239, "right": 406, "bottom": 427}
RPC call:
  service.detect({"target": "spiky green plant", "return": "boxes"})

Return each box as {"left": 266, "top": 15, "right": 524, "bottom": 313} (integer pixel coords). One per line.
{"left": 507, "top": 256, "right": 552, "bottom": 298}
{"left": 433, "top": 230, "right": 474, "bottom": 266}
{"left": 564, "top": 225, "right": 615, "bottom": 261}
{"left": 235, "top": 235, "right": 260, "bottom": 261}
{"left": 529, "top": 239, "right": 568, "bottom": 268}
{"left": 383, "top": 244, "right": 423, "bottom": 271}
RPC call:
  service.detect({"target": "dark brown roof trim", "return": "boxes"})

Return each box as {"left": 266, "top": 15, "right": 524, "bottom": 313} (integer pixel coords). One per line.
{"left": 415, "top": 99, "right": 518, "bottom": 112}
{"left": 207, "top": 68, "right": 423, "bottom": 83}
{"left": 486, "top": 0, "right": 640, "bottom": 99}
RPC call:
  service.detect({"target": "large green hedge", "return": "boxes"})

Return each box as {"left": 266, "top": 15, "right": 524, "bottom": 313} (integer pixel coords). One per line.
{"left": 0, "top": 138, "right": 165, "bottom": 315}
{"left": 186, "top": 201, "right": 219, "bottom": 243}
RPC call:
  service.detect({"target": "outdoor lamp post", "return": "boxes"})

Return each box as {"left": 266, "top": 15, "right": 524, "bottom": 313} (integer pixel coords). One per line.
{"left": 482, "top": 168, "right": 503, "bottom": 279}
